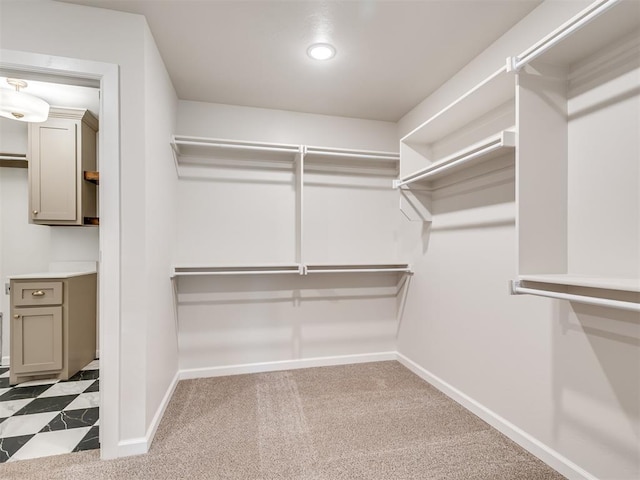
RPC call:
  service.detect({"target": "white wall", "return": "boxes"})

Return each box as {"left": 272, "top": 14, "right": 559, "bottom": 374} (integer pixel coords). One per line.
{"left": 0, "top": 0, "right": 179, "bottom": 456}
{"left": 397, "top": 1, "right": 640, "bottom": 479}
{"left": 175, "top": 102, "right": 403, "bottom": 371}
{"left": 143, "top": 24, "right": 179, "bottom": 428}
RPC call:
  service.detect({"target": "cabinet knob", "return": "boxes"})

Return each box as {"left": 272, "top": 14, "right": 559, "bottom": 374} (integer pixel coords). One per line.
{"left": 31, "top": 290, "right": 45, "bottom": 297}
{"left": 13, "top": 314, "right": 20, "bottom": 319}
{"left": 32, "top": 210, "right": 38, "bottom": 215}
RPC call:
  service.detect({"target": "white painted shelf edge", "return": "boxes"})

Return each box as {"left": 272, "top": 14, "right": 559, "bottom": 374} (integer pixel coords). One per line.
{"left": 400, "top": 65, "right": 510, "bottom": 145}
{"left": 394, "top": 129, "right": 516, "bottom": 188}
{"left": 304, "top": 145, "right": 400, "bottom": 162}
{"left": 510, "top": 280, "right": 640, "bottom": 312}
{"left": 171, "top": 135, "right": 400, "bottom": 164}
{"left": 508, "top": 0, "right": 622, "bottom": 71}
{"left": 517, "top": 274, "right": 640, "bottom": 293}
{"left": 171, "top": 263, "right": 412, "bottom": 278}
{"left": 171, "top": 135, "right": 301, "bottom": 157}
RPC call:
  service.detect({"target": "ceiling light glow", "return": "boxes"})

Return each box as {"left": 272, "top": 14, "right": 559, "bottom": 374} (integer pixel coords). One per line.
{"left": 0, "top": 78, "right": 50, "bottom": 122}
{"left": 307, "top": 43, "right": 336, "bottom": 61}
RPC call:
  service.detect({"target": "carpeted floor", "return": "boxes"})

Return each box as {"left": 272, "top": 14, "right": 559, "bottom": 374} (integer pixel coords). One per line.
{"left": 0, "top": 361, "right": 565, "bottom": 479}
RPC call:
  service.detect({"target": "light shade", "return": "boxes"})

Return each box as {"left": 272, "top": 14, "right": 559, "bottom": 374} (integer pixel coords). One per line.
{"left": 0, "top": 79, "right": 50, "bottom": 123}
{"left": 307, "top": 43, "right": 336, "bottom": 61}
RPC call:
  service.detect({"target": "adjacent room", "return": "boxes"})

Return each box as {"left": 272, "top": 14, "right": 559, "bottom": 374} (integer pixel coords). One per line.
{"left": 0, "top": 0, "right": 638, "bottom": 479}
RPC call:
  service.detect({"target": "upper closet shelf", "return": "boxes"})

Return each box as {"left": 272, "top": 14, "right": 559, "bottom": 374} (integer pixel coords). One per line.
{"left": 171, "top": 263, "right": 412, "bottom": 278}
{"left": 508, "top": 0, "right": 636, "bottom": 70}
{"left": 518, "top": 274, "right": 640, "bottom": 293}
{"left": 170, "top": 135, "right": 301, "bottom": 168}
{"left": 395, "top": 129, "right": 515, "bottom": 188}
{"left": 401, "top": 66, "right": 514, "bottom": 146}
{"left": 171, "top": 135, "right": 400, "bottom": 176}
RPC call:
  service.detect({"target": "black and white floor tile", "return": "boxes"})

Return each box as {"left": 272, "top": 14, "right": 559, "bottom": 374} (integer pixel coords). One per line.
{"left": 0, "top": 360, "right": 99, "bottom": 462}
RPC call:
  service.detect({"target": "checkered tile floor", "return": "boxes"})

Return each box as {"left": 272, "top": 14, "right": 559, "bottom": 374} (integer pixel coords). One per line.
{"left": 0, "top": 360, "right": 99, "bottom": 462}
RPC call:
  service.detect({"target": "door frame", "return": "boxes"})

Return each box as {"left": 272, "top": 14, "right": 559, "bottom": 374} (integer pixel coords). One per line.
{"left": 0, "top": 49, "right": 121, "bottom": 459}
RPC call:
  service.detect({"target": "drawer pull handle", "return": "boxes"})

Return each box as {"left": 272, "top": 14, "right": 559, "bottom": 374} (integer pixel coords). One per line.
{"left": 32, "top": 290, "right": 46, "bottom": 297}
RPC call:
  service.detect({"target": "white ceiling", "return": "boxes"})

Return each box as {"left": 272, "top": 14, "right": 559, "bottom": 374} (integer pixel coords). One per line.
{"left": 58, "top": 0, "right": 542, "bottom": 122}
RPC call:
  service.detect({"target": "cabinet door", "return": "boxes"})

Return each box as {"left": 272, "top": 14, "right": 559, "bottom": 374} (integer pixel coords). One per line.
{"left": 30, "top": 119, "right": 78, "bottom": 222}
{"left": 11, "top": 306, "right": 63, "bottom": 374}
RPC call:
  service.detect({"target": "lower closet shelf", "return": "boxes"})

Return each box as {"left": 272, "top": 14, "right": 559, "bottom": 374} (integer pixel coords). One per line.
{"left": 510, "top": 276, "right": 640, "bottom": 312}
{"left": 171, "top": 263, "right": 412, "bottom": 278}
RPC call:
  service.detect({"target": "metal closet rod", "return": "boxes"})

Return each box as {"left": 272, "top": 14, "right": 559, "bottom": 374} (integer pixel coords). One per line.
{"left": 509, "top": 0, "right": 621, "bottom": 71}
{"left": 511, "top": 281, "right": 640, "bottom": 312}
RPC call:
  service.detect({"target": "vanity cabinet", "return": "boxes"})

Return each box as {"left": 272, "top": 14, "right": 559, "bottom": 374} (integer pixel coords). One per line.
{"left": 9, "top": 272, "right": 96, "bottom": 385}
{"left": 28, "top": 107, "right": 99, "bottom": 226}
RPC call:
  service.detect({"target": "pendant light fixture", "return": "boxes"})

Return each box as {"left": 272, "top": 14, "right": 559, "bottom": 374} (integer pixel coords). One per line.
{"left": 0, "top": 78, "right": 50, "bottom": 122}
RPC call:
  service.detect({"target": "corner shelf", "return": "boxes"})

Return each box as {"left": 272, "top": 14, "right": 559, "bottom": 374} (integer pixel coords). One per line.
{"left": 395, "top": 129, "right": 515, "bottom": 188}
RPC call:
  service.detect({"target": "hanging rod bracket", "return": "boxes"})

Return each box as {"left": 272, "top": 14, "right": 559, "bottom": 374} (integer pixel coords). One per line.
{"left": 505, "top": 56, "right": 519, "bottom": 73}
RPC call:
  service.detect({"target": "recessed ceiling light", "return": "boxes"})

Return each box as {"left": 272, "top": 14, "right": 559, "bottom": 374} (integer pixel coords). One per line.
{"left": 307, "top": 43, "right": 336, "bottom": 61}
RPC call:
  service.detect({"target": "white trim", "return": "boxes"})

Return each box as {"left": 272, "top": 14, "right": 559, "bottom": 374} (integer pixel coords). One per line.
{"left": 179, "top": 352, "right": 397, "bottom": 380}
{"left": 116, "top": 370, "right": 180, "bottom": 457}
{"left": 396, "top": 352, "right": 599, "bottom": 480}
{"left": 0, "top": 49, "right": 122, "bottom": 460}
{"left": 117, "top": 437, "right": 148, "bottom": 457}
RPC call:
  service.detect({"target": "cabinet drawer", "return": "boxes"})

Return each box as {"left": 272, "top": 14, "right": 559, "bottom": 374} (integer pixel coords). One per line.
{"left": 12, "top": 282, "right": 63, "bottom": 306}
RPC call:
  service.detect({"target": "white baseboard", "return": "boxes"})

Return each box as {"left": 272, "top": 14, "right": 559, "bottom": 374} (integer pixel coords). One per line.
{"left": 116, "top": 436, "right": 147, "bottom": 457}
{"left": 117, "top": 370, "right": 180, "bottom": 457}
{"left": 179, "top": 351, "right": 397, "bottom": 380}
{"left": 395, "top": 353, "right": 598, "bottom": 480}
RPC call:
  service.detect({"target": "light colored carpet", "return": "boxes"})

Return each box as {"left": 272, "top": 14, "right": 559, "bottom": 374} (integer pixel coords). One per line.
{"left": 0, "top": 361, "right": 565, "bottom": 479}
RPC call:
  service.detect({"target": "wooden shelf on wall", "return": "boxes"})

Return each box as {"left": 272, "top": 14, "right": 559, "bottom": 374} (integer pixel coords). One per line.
{"left": 83, "top": 171, "right": 99, "bottom": 185}
{"left": 0, "top": 153, "right": 28, "bottom": 169}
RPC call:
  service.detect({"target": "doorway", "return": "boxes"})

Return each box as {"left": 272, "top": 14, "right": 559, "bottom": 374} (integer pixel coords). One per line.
{"left": 0, "top": 48, "right": 120, "bottom": 460}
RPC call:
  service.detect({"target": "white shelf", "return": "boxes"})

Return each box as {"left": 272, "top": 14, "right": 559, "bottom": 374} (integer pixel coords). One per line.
{"left": 171, "top": 263, "right": 412, "bottom": 278}
{"left": 304, "top": 146, "right": 399, "bottom": 162}
{"left": 395, "top": 129, "right": 515, "bottom": 188}
{"left": 171, "top": 135, "right": 301, "bottom": 159}
{"left": 518, "top": 274, "right": 640, "bottom": 293}
{"left": 171, "top": 136, "right": 399, "bottom": 176}
{"left": 305, "top": 264, "right": 411, "bottom": 274}
{"left": 171, "top": 264, "right": 303, "bottom": 278}
{"left": 401, "top": 66, "right": 514, "bottom": 146}
{"left": 510, "top": 0, "right": 638, "bottom": 69}
{"left": 304, "top": 145, "right": 399, "bottom": 176}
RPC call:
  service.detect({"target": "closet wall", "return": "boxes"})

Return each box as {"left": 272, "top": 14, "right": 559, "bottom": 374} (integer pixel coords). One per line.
{"left": 396, "top": 1, "right": 640, "bottom": 479}
{"left": 174, "top": 101, "right": 405, "bottom": 372}
{"left": 1, "top": 0, "right": 180, "bottom": 456}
